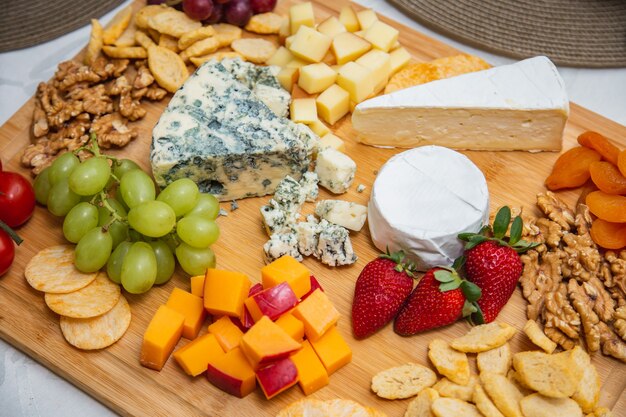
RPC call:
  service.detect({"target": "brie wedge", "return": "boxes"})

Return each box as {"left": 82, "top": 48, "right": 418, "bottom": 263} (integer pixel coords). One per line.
{"left": 352, "top": 56, "right": 569, "bottom": 152}
{"left": 368, "top": 146, "right": 489, "bottom": 271}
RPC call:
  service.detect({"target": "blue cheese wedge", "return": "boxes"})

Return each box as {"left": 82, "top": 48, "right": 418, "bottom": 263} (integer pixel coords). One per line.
{"left": 315, "top": 199, "right": 367, "bottom": 231}
{"left": 315, "top": 148, "right": 356, "bottom": 194}
{"left": 353, "top": 56, "right": 569, "bottom": 151}
{"left": 151, "top": 59, "right": 317, "bottom": 201}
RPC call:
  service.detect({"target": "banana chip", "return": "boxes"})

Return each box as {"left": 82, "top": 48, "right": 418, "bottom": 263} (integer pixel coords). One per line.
{"left": 84, "top": 19, "right": 104, "bottom": 65}
{"left": 102, "top": 45, "right": 148, "bottom": 59}
{"left": 103, "top": 5, "right": 133, "bottom": 45}
{"left": 148, "top": 45, "right": 188, "bottom": 93}
{"left": 148, "top": 9, "right": 202, "bottom": 38}
{"left": 45, "top": 273, "right": 121, "bottom": 319}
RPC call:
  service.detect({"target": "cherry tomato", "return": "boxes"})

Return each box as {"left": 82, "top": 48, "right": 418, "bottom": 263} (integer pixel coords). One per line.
{"left": 0, "top": 229, "right": 14, "bottom": 276}
{"left": 0, "top": 171, "right": 36, "bottom": 227}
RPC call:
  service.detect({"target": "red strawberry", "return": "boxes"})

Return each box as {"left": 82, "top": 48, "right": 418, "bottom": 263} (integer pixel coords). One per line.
{"left": 459, "top": 206, "right": 538, "bottom": 323}
{"left": 393, "top": 267, "right": 481, "bottom": 336}
{"left": 351, "top": 251, "right": 416, "bottom": 339}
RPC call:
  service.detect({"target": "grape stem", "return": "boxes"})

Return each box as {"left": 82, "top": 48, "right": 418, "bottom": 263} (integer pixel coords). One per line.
{"left": 99, "top": 191, "right": 126, "bottom": 223}
{"left": 0, "top": 220, "right": 23, "bottom": 245}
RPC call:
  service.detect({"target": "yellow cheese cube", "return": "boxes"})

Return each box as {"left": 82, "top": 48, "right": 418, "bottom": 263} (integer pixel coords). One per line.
{"left": 322, "top": 51, "right": 337, "bottom": 66}
{"left": 298, "top": 63, "right": 337, "bottom": 94}
{"left": 289, "top": 26, "right": 332, "bottom": 63}
{"left": 261, "top": 255, "right": 311, "bottom": 299}
{"left": 285, "top": 35, "right": 296, "bottom": 49}
{"left": 140, "top": 305, "right": 185, "bottom": 371}
{"left": 331, "top": 32, "right": 371, "bottom": 65}
{"left": 277, "top": 67, "right": 299, "bottom": 91}
{"left": 336, "top": 61, "right": 375, "bottom": 103}
{"left": 285, "top": 58, "right": 308, "bottom": 69}
{"left": 208, "top": 315, "right": 244, "bottom": 351}
{"left": 390, "top": 46, "right": 411, "bottom": 74}
{"left": 279, "top": 15, "right": 291, "bottom": 40}
{"left": 339, "top": 5, "right": 360, "bottom": 32}
{"left": 363, "top": 20, "right": 399, "bottom": 52}
{"left": 291, "top": 340, "right": 329, "bottom": 395}
{"left": 356, "top": 9, "right": 378, "bottom": 30}
{"left": 316, "top": 84, "right": 350, "bottom": 125}
{"left": 354, "top": 30, "right": 365, "bottom": 38}
{"left": 292, "top": 289, "right": 339, "bottom": 341}
{"left": 240, "top": 316, "right": 302, "bottom": 369}
{"left": 310, "top": 326, "right": 352, "bottom": 374}
{"left": 266, "top": 46, "right": 294, "bottom": 67}
{"left": 166, "top": 287, "right": 206, "bottom": 340}
{"left": 173, "top": 333, "right": 225, "bottom": 376}
{"left": 290, "top": 98, "right": 318, "bottom": 123}
{"left": 203, "top": 269, "right": 251, "bottom": 317}
{"left": 317, "top": 16, "right": 346, "bottom": 38}
{"left": 306, "top": 119, "right": 330, "bottom": 136}
{"left": 355, "top": 49, "right": 391, "bottom": 94}
{"left": 190, "top": 275, "right": 205, "bottom": 298}
{"left": 289, "top": 2, "right": 315, "bottom": 34}
{"left": 275, "top": 313, "right": 305, "bottom": 342}
{"left": 391, "top": 39, "right": 401, "bottom": 50}
{"left": 319, "top": 133, "right": 346, "bottom": 152}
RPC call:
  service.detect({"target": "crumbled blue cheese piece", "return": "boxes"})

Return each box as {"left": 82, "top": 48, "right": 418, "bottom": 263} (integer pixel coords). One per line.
{"left": 274, "top": 175, "right": 306, "bottom": 212}
{"left": 315, "top": 148, "right": 356, "bottom": 194}
{"left": 230, "top": 200, "right": 239, "bottom": 211}
{"left": 218, "top": 208, "right": 228, "bottom": 217}
{"left": 296, "top": 220, "right": 321, "bottom": 257}
{"left": 316, "top": 220, "right": 357, "bottom": 266}
{"left": 260, "top": 199, "right": 297, "bottom": 236}
{"left": 315, "top": 200, "right": 367, "bottom": 232}
{"left": 299, "top": 171, "right": 319, "bottom": 202}
{"left": 263, "top": 231, "right": 302, "bottom": 262}
{"left": 356, "top": 184, "right": 366, "bottom": 193}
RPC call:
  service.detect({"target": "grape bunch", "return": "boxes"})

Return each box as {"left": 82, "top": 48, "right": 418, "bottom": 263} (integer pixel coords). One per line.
{"left": 148, "top": 0, "right": 276, "bottom": 27}
{"left": 33, "top": 136, "right": 219, "bottom": 294}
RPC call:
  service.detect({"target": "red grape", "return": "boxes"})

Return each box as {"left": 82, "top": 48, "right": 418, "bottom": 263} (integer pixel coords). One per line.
{"left": 224, "top": 0, "right": 252, "bottom": 26}
{"left": 214, "top": 0, "right": 230, "bottom": 4}
{"left": 183, "top": 0, "right": 214, "bottom": 20}
{"left": 203, "top": 2, "right": 224, "bottom": 24}
{"left": 250, "top": 0, "right": 276, "bottom": 14}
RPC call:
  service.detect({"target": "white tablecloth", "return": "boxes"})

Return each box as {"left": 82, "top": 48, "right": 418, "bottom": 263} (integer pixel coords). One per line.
{"left": 1, "top": 1, "right": 625, "bottom": 416}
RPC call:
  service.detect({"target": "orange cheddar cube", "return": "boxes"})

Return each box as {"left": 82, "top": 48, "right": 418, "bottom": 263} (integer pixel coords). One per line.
{"left": 261, "top": 255, "right": 311, "bottom": 298}
{"left": 204, "top": 269, "right": 251, "bottom": 317}
{"left": 241, "top": 316, "right": 301, "bottom": 369}
{"left": 166, "top": 287, "right": 206, "bottom": 339}
{"left": 275, "top": 313, "right": 305, "bottom": 342}
{"left": 140, "top": 305, "right": 185, "bottom": 371}
{"left": 208, "top": 315, "right": 244, "bottom": 351}
{"left": 173, "top": 333, "right": 225, "bottom": 377}
{"left": 190, "top": 275, "right": 205, "bottom": 298}
{"left": 310, "top": 326, "right": 352, "bottom": 375}
{"left": 292, "top": 289, "right": 339, "bottom": 341}
{"left": 256, "top": 357, "right": 299, "bottom": 399}
{"left": 244, "top": 281, "right": 298, "bottom": 322}
{"left": 206, "top": 347, "right": 256, "bottom": 398}
{"left": 291, "top": 340, "right": 329, "bottom": 395}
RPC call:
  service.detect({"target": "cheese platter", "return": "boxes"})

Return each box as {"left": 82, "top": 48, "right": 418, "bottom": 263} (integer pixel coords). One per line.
{"left": 1, "top": 0, "right": 626, "bottom": 416}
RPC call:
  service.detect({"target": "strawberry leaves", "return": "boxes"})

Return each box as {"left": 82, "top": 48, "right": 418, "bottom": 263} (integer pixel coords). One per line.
{"left": 380, "top": 248, "right": 417, "bottom": 277}
{"left": 433, "top": 266, "right": 482, "bottom": 323}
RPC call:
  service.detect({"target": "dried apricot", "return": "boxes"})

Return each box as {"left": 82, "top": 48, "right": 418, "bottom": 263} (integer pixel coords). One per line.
{"left": 586, "top": 191, "right": 626, "bottom": 223}
{"left": 577, "top": 131, "right": 620, "bottom": 165}
{"left": 545, "top": 146, "right": 602, "bottom": 190}
{"left": 590, "top": 218, "right": 626, "bottom": 249}
{"left": 589, "top": 161, "right": 626, "bottom": 194}
{"left": 618, "top": 149, "right": 626, "bottom": 178}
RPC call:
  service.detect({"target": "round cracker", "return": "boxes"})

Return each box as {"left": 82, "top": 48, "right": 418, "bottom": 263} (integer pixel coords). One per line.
{"left": 45, "top": 273, "right": 121, "bottom": 318}
{"left": 60, "top": 295, "right": 131, "bottom": 350}
{"left": 25, "top": 245, "right": 97, "bottom": 293}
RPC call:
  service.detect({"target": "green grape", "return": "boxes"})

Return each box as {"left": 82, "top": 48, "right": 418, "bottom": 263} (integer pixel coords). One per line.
{"left": 75, "top": 227, "right": 113, "bottom": 273}
{"left": 33, "top": 167, "right": 52, "bottom": 205}
{"left": 176, "top": 216, "right": 219, "bottom": 248}
{"left": 175, "top": 242, "right": 216, "bottom": 276}
{"left": 68, "top": 156, "right": 111, "bottom": 196}
{"left": 160, "top": 233, "right": 179, "bottom": 252}
{"left": 128, "top": 200, "right": 176, "bottom": 238}
{"left": 106, "top": 241, "right": 132, "bottom": 284}
{"left": 128, "top": 229, "right": 144, "bottom": 242}
{"left": 49, "top": 152, "right": 80, "bottom": 185}
{"left": 184, "top": 193, "right": 220, "bottom": 220}
{"left": 119, "top": 169, "right": 155, "bottom": 208}
{"left": 47, "top": 178, "right": 81, "bottom": 217}
{"left": 98, "top": 198, "right": 129, "bottom": 249}
{"left": 114, "top": 189, "right": 130, "bottom": 211}
{"left": 149, "top": 240, "right": 176, "bottom": 285}
{"left": 63, "top": 202, "right": 99, "bottom": 243}
{"left": 121, "top": 241, "right": 157, "bottom": 294}
{"left": 113, "top": 158, "right": 141, "bottom": 180}
{"left": 157, "top": 178, "right": 199, "bottom": 217}
{"left": 108, "top": 222, "right": 129, "bottom": 249}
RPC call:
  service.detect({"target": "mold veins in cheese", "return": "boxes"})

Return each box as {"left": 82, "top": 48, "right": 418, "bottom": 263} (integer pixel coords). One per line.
{"left": 150, "top": 59, "right": 318, "bottom": 201}
{"left": 352, "top": 56, "right": 569, "bottom": 152}
{"left": 368, "top": 146, "right": 489, "bottom": 271}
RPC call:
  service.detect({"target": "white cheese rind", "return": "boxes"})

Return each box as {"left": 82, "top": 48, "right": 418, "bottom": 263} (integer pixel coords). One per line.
{"left": 352, "top": 56, "right": 569, "bottom": 151}
{"left": 368, "top": 146, "right": 489, "bottom": 271}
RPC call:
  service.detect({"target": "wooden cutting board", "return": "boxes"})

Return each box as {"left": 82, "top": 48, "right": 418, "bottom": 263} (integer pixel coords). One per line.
{"left": 1, "top": 0, "right": 625, "bottom": 416}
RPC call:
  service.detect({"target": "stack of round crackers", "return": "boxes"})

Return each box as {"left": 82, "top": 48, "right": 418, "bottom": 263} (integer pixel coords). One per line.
{"left": 25, "top": 245, "right": 131, "bottom": 350}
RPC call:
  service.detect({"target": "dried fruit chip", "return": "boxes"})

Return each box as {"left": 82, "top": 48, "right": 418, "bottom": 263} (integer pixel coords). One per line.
{"left": 231, "top": 38, "right": 277, "bottom": 64}
{"left": 25, "top": 245, "right": 97, "bottom": 293}
{"left": 189, "top": 51, "right": 244, "bottom": 66}
{"left": 102, "top": 45, "right": 148, "bottom": 59}
{"left": 371, "top": 363, "right": 437, "bottom": 399}
{"left": 44, "top": 273, "right": 121, "bottom": 318}
{"left": 428, "top": 339, "right": 470, "bottom": 385}
{"left": 522, "top": 320, "right": 557, "bottom": 353}
{"left": 178, "top": 26, "right": 217, "bottom": 50}
{"left": 148, "top": 9, "right": 202, "bottom": 38}
{"left": 212, "top": 23, "right": 243, "bottom": 47}
{"left": 476, "top": 343, "right": 512, "bottom": 375}
{"left": 432, "top": 376, "right": 477, "bottom": 402}
{"left": 244, "top": 12, "right": 285, "bottom": 34}
{"left": 473, "top": 384, "right": 505, "bottom": 417}
{"left": 135, "top": 30, "right": 157, "bottom": 49}
{"left": 84, "top": 19, "right": 104, "bottom": 65}
{"left": 450, "top": 322, "right": 516, "bottom": 353}
{"left": 134, "top": 4, "right": 168, "bottom": 29}
{"left": 431, "top": 398, "right": 482, "bottom": 417}
{"left": 148, "top": 45, "right": 189, "bottom": 93}
{"left": 60, "top": 295, "right": 131, "bottom": 350}
{"left": 102, "top": 5, "right": 133, "bottom": 45}
{"left": 179, "top": 37, "right": 220, "bottom": 61}
{"left": 405, "top": 387, "right": 439, "bottom": 417}
{"left": 480, "top": 372, "right": 524, "bottom": 417}
{"left": 519, "top": 393, "right": 583, "bottom": 417}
